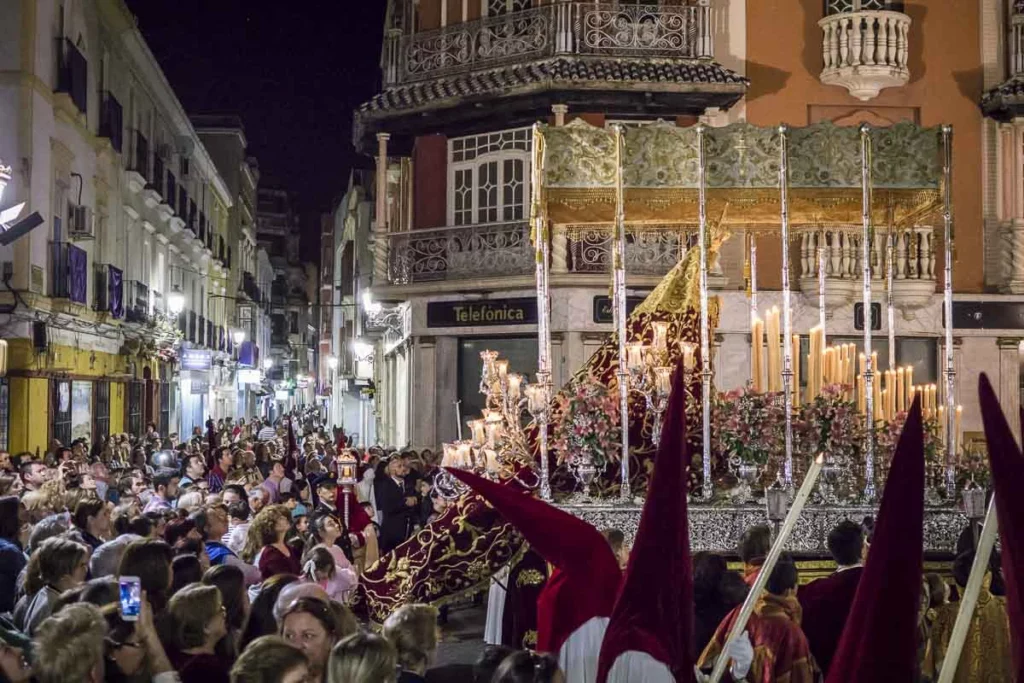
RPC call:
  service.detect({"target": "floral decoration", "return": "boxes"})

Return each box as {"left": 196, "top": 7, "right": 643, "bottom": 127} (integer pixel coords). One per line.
{"left": 552, "top": 378, "right": 622, "bottom": 470}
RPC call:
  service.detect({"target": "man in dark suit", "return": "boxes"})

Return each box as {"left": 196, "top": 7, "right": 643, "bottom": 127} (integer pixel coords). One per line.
{"left": 375, "top": 454, "right": 418, "bottom": 553}
{"left": 797, "top": 519, "right": 866, "bottom": 677}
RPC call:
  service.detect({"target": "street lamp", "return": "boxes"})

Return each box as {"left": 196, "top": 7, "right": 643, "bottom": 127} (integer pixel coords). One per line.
{"left": 167, "top": 285, "right": 186, "bottom": 316}
{"left": 263, "top": 358, "right": 274, "bottom": 370}
{"left": 232, "top": 329, "right": 246, "bottom": 346}
{"left": 327, "top": 355, "right": 339, "bottom": 370}
{"left": 362, "top": 290, "right": 382, "bottom": 315}
{"left": 351, "top": 339, "right": 375, "bottom": 364}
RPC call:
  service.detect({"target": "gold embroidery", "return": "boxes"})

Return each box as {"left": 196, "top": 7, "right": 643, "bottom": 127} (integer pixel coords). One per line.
{"left": 516, "top": 569, "right": 547, "bottom": 587}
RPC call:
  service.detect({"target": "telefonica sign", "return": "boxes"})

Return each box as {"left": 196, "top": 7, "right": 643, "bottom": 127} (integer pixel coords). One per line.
{"left": 426, "top": 298, "right": 537, "bottom": 328}
{"left": 180, "top": 348, "right": 212, "bottom": 372}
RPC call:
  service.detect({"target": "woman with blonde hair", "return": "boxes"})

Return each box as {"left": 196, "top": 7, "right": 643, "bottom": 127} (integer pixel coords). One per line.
{"left": 167, "top": 583, "right": 231, "bottom": 682}
{"left": 242, "top": 504, "right": 301, "bottom": 580}
{"left": 231, "top": 635, "right": 309, "bottom": 683}
{"left": 327, "top": 632, "right": 398, "bottom": 683}
{"left": 15, "top": 535, "right": 89, "bottom": 635}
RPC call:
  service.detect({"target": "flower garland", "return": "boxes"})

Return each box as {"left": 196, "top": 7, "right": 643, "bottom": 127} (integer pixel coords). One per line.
{"left": 552, "top": 378, "right": 621, "bottom": 470}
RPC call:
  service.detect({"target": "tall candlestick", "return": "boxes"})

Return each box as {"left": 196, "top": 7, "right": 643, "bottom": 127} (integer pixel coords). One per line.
{"left": 955, "top": 405, "right": 963, "bottom": 455}
{"left": 941, "top": 125, "right": 957, "bottom": 497}
{"left": 751, "top": 316, "right": 764, "bottom": 393}
{"left": 905, "top": 365, "right": 914, "bottom": 408}
{"left": 531, "top": 124, "right": 552, "bottom": 501}
{"left": 748, "top": 232, "right": 758, "bottom": 324}
{"left": 612, "top": 124, "right": 630, "bottom": 500}
{"left": 819, "top": 237, "right": 827, "bottom": 344}
{"left": 896, "top": 367, "right": 905, "bottom": 413}
{"left": 861, "top": 125, "right": 876, "bottom": 501}
{"left": 697, "top": 124, "right": 713, "bottom": 500}
{"left": 857, "top": 375, "right": 866, "bottom": 414}
{"left": 767, "top": 308, "right": 781, "bottom": 393}
{"left": 779, "top": 126, "right": 795, "bottom": 488}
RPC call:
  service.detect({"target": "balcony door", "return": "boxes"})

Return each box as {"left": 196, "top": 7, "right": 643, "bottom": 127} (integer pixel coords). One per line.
{"left": 484, "top": 0, "right": 530, "bottom": 16}
{"left": 448, "top": 128, "right": 531, "bottom": 226}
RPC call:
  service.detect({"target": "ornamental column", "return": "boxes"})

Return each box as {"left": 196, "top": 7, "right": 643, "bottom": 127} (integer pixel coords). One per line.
{"left": 373, "top": 133, "right": 391, "bottom": 283}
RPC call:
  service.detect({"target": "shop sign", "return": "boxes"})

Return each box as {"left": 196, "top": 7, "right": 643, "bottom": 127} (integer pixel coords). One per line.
{"left": 191, "top": 381, "right": 209, "bottom": 395}
{"left": 275, "top": 390, "right": 291, "bottom": 401}
{"left": 180, "top": 348, "right": 212, "bottom": 372}
{"left": 237, "top": 369, "right": 261, "bottom": 385}
{"left": 592, "top": 295, "right": 646, "bottom": 324}
{"left": 426, "top": 298, "right": 537, "bottom": 328}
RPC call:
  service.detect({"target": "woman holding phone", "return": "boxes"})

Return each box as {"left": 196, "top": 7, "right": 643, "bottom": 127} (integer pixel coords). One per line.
{"left": 103, "top": 591, "right": 176, "bottom": 683}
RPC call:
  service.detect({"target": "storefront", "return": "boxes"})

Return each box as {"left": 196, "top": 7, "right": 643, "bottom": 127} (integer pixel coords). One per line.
{"left": 178, "top": 347, "right": 212, "bottom": 438}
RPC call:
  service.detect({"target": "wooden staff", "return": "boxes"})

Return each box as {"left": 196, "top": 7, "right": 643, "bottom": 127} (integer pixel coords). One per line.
{"left": 709, "top": 454, "right": 825, "bottom": 683}
{"left": 936, "top": 498, "right": 998, "bottom": 683}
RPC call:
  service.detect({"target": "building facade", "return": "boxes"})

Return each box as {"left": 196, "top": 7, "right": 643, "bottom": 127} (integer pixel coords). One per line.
{"left": 193, "top": 115, "right": 272, "bottom": 421}
{"left": 256, "top": 187, "right": 317, "bottom": 414}
{"left": 0, "top": 0, "right": 235, "bottom": 453}
{"left": 355, "top": 0, "right": 1023, "bottom": 453}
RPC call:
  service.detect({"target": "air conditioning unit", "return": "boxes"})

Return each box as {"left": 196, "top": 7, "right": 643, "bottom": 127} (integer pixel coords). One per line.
{"left": 68, "top": 204, "right": 95, "bottom": 239}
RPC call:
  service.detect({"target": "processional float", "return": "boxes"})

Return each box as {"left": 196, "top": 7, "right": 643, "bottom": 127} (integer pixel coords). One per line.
{"left": 353, "top": 119, "right": 973, "bottom": 625}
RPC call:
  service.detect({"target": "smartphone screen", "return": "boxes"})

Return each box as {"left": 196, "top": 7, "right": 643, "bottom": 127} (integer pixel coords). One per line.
{"left": 119, "top": 576, "right": 141, "bottom": 621}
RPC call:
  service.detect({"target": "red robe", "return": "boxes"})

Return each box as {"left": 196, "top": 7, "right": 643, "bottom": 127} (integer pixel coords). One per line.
{"left": 698, "top": 593, "right": 819, "bottom": 683}
{"left": 334, "top": 486, "right": 372, "bottom": 544}
{"left": 797, "top": 567, "right": 863, "bottom": 677}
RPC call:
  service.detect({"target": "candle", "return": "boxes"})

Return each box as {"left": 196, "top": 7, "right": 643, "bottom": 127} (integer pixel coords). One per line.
{"left": 507, "top": 374, "right": 522, "bottom": 403}
{"left": 681, "top": 342, "right": 697, "bottom": 372}
{"left": 873, "top": 374, "right": 883, "bottom": 422}
{"left": 469, "top": 420, "right": 486, "bottom": 448}
{"left": 896, "top": 367, "right": 905, "bottom": 413}
{"left": 485, "top": 449, "right": 500, "bottom": 475}
{"left": 859, "top": 352, "right": 866, "bottom": 376}
{"left": 625, "top": 342, "right": 646, "bottom": 372}
{"left": 857, "top": 375, "right": 866, "bottom": 414}
{"left": 823, "top": 347, "right": 833, "bottom": 385}
{"left": 881, "top": 389, "right": 889, "bottom": 422}
{"left": 752, "top": 316, "right": 764, "bottom": 393}
{"left": 766, "top": 308, "right": 781, "bottom": 393}
{"left": 485, "top": 422, "right": 502, "bottom": 449}
{"left": 456, "top": 442, "right": 473, "bottom": 469}
{"left": 525, "top": 384, "right": 548, "bottom": 414}
{"left": 929, "top": 384, "right": 937, "bottom": 415}
{"left": 495, "top": 360, "right": 509, "bottom": 383}
{"left": 652, "top": 321, "right": 670, "bottom": 356}
{"left": 792, "top": 334, "right": 801, "bottom": 407}
{"left": 938, "top": 406, "right": 946, "bottom": 445}
{"left": 654, "top": 366, "right": 673, "bottom": 397}
{"left": 904, "top": 366, "right": 914, "bottom": 408}
{"left": 709, "top": 454, "right": 826, "bottom": 683}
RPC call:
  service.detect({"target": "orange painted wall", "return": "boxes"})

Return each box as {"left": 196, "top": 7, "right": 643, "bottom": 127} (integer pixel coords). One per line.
{"left": 745, "top": 0, "right": 984, "bottom": 293}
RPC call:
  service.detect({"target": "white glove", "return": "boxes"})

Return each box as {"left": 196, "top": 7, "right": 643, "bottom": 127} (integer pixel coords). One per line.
{"left": 693, "top": 666, "right": 710, "bottom": 683}
{"left": 726, "top": 631, "right": 754, "bottom": 680}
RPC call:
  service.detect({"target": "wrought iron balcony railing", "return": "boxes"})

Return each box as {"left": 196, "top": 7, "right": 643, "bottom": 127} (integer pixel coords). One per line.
{"left": 383, "top": 222, "right": 693, "bottom": 284}
{"left": 50, "top": 242, "right": 88, "bottom": 303}
{"left": 124, "top": 280, "right": 150, "bottom": 323}
{"left": 385, "top": 2, "right": 713, "bottom": 86}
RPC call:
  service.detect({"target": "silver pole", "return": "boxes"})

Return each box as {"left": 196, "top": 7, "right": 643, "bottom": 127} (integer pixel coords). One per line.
{"left": 697, "top": 124, "right": 712, "bottom": 500}
{"left": 749, "top": 233, "right": 758, "bottom": 324}
{"left": 818, "top": 239, "right": 827, "bottom": 344}
{"left": 942, "top": 125, "right": 956, "bottom": 497}
{"left": 779, "top": 125, "right": 794, "bottom": 490}
{"left": 613, "top": 124, "right": 631, "bottom": 501}
{"left": 886, "top": 221, "right": 896, "bottom": 371}
{"left": 861, "top": 125, "right": 876, "bottom": 502}
{"left": 531, "top": 124, "right": 553, "bottom": 502}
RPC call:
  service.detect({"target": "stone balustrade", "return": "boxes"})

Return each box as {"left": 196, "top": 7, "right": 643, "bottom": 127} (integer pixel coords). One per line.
{"left": 819, "top": 9, "right": 911, "bottom": 100}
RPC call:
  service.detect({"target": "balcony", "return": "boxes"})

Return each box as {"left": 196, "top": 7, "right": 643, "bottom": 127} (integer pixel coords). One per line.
{"left": 99, "top": 93, "right": 123, "bottom": 153}
{"left": 126, "top": 130, "right": 150, "bottom": 193}
{"left": 361, "top": 2, "right": 745, "bottom": 147}
{"left": 384, "top": 221, "right": 691, "bottom": 284}
{"left": 242, "top": 271, "right": 260, "bottom": 302}
{"left": 818, "top": 1, "right": 910, "bottom": 101}
{"left": 49, "top": 242, "right": 88, "bottom": 304}
{"left": 55, "top": 38, "right": 87, "bottom": 115}
{"left": 150, "top": 155, "right": 166, "bottom": 209}
{"left": 982, "top": 8, "right": 1024, "bottom": 119}
{"left": 124, "top": 280, "right": 150, "bottom": 323}
{"left": 162, "top": 171, "right": 179, "bottom": 226}
{"left": 797, "top": 225, "right": 936, "bottom": 314}
{"left": 93, "top": 264, "right": 124, "bottom": 318}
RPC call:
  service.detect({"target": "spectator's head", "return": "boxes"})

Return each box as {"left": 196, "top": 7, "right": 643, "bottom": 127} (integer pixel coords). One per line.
{"left": 152, "top": 470, "right": 180, "bottom": 502}
{"left": 79, "top": 576, "right": 119, "bottom": 607}
{"left": 601, "top": 527, "right": 628, "bottom": 568}
{"left": 192, "top": 504, "right": 230, "bottom": 542}
{"left": 164, "top": 518, "right": 199, "bottom": 549}
{"left": 327, "top": 632, "right": 397, "bottom": 683}
{"left": 171, "top": 554, "right": 204, "bottom": 595}
{"left": 382, "top": 604, "right": 439, "bottom": 675}
{"left": 314, "top": 478, "right": 337, "bottom": 505}
{"left": 33, "top": 603, "right": 107, "bottom": 683}
{"left": 168, "top": 583, "right": 228, "bottom": 652}
{"left": 26, "top": 514, "right": 71, "bottom": 555}
{"left": 203, "top": 564, "right": 249, "bottom": 633}
{"left": 89, "top": 534, "right": 141, "bottom": 579}
{"left": 228, "top": 500, "right": 251, "bottom": 524}
{"left": 738, "top": 524, "right": 772, "bottom": 568}
{"left": 117, "top": 539, "right": 173, "bottom": 611}
{"left": 222, "top": 484, "right": 246, "bottom": 507}
{"left": 73, "top": 498, "right": 110, "bottom": 539}
{"left": 0, "top": 622, "right": 31, "bottom": 683}
{"left": 692, "top": 551, "right": 729, "bottom": 605}
{"left": 273, "top": 582, "right": 333, "bottom": 624}
{"left": 925, "top": 572, "right": 949, "bottom": 608}
{"left": 248, "top": 487, "right": 270, "bottom": 514}
{"left": 492, "top": 651, "right": 563, "bottom": 683}
{"left": 0, "top": 495, "right": 23, "bottom": 544}
{"left": 474, "top": 645, "right": 514, "bottom": 683}
{"left": 827, "top": 520, "right": 865, "bottom": 567}
{"left": 124, "top": 516, "right": 154, "bottom": 538}
{"left": 216, "top": 447, "right": 234, "bottom": 473}
{"left": 230, "top": 635, "right": 308, "bottom": 683}
{"left": 26, "top": 536, "right": 89, "bottom": 595}
{"left": 766, "top": 554, "right": 799, "bottom": 597}
{"left": 177, "top": 490, "right": 205, "bottom": 514}
{"left": 279, "top": 597, "right": 352, "bottom": 681}
{"left": 242, "top": 505, "right": 291, "bottom": 563}
{"left": 183, "top": 454, "right": 206, "bottom": 481}
{"left": 19, "top": 461, "right": 47, "bottom": 490}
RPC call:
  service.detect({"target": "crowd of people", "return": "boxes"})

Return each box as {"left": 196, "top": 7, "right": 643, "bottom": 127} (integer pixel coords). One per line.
{"left": 0, "top": 410, "right": 561, "bottom": 683}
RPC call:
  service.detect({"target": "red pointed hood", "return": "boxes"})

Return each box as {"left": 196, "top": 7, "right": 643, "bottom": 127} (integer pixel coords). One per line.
{"left": 980, "top": 373, "right": 1024, "bottom": 679}
{"left": 826, "top": 396, "right": 924, "bottom": 683}
{"left": 596, "top": 359, "right": 693, "bottom": 682}
{"left": 447, "top": 468, "right": 622, "bottom": 653}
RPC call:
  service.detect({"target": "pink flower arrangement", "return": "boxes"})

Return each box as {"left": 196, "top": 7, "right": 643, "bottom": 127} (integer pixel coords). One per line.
{"left": 552, "top": 378, "right": 622, "bottom": 469}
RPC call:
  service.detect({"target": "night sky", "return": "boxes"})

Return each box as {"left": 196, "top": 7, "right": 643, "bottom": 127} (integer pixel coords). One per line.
{"left": 125, "top": 1, "right": 387, "bottom": 260}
